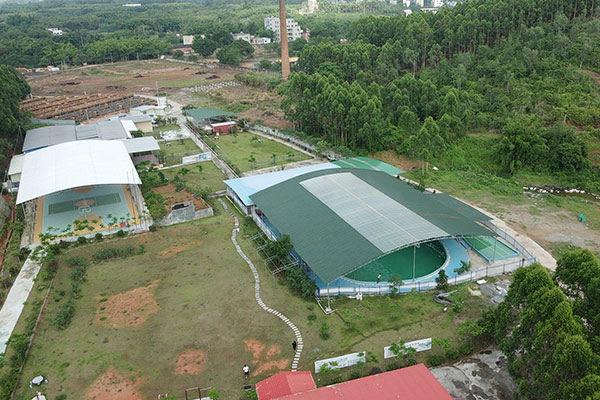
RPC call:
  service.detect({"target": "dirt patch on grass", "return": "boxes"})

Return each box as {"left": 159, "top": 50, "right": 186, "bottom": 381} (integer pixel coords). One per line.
{"left": 151, "top": 183, "right": 209, "bottom": 212}
{"left": 95, "top": 280, "right": 160, "bottom": 328}
{"left": 372, "top": 151, "right": 422, "bottom": 172}
{"left": 244, "top": 339, "right": 265, "bottom": 363}
{"left": 266, "top": 345, "right": 281, "bottom": 357}
{"left": 86, "top": 367, "right": 144, "bottom": 400}
{"left": 244, "top": 339, "right": 289, "bottom": 376}
{"left": 174, "top": 349, "right": 207, "bottom": 375}
{"left": 158, "top": 240, "right": 202, "bottom": 259}
{"left": 252, "top": 359, "right": 290, "bottom": 376}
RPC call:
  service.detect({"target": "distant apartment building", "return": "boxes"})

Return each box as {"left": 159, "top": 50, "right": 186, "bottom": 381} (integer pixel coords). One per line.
{"left": 403, "top": 0, "right": 411, "bottom": 7}
{"left": 264, "top": 16, "right": 304, "bottom": 43}
{"left": 432, "top": 0, "right": 443, "bottom": 7}
{"left": 122, "top": 3, "right": 141, "bottom": 6}
{"left": 231, "top": 32, "right": 272, "bottom": 45}
{"left": 182, "top": 35, "right": 195, "bottom": 45}
{"left": 46, "top": 28, "right": 65, "bottom": 36}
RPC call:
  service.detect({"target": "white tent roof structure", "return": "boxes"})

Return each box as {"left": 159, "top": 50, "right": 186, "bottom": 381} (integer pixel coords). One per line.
{"left": 17, "top": 140, "right": 141, "bottom": 204}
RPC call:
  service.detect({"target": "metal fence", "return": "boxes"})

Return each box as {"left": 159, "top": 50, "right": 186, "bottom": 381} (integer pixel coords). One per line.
{"left": 250, "top": 125, "right": 316, "bottom": 153}
{"left": 317, "top": 256, "right": 536, "bottom": 297}
{"left": 482, "top": 220, "right": 535, "bottom": 260}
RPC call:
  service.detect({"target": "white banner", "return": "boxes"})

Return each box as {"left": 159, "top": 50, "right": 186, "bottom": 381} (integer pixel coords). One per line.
{"left": 314, "top": 351, "right": 366, "bottom": 373}
{"left": 384, "top": 338, "right": 432, "bottom": 359}
{"left": 182, "top": 153, "right": 211, "bottom": 164}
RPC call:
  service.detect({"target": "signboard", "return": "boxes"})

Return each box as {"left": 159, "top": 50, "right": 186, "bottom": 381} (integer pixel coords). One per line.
{"left": 384, "top": 338, "right": 432, "bottom": 359}
{"left": 182, "top": 153, "right": 211, "bottom": 164}
{"left": 314, "top": 351, "right": 366, "bottom": 373}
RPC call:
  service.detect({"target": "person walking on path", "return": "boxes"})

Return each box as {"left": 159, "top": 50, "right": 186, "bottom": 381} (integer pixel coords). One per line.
{"left": 243, "top": 364, "right": 250, "bottom": 379}
{"left": 292, "top": 340, "right": 297, "bottom": 352}
{"left": 377, "top": 273, "right": 382, "bottom": 283}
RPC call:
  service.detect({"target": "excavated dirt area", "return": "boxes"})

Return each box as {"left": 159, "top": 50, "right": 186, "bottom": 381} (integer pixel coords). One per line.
{"left": 95, "top": 280, "right": 160, "bottom": 328}
{"left": 244, "top": 339, "right": 289, "bottom": 377}
{"left": 86, "top": 367, "right": 144, "bottom": 400}
{"left": 174, "top": 349, "right": 207, "bottom": 375}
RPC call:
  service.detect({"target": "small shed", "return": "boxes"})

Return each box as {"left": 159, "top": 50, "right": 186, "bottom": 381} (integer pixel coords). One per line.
{"left": 210, "top": 121, "right": 237, "bottom": 135}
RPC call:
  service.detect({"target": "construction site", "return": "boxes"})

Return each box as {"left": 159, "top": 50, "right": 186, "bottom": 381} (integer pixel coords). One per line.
{"left": 21, "top": 93, "right": 155, "bottom": 123}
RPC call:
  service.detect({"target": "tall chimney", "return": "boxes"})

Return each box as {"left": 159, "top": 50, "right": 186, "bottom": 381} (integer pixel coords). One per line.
{"left": 279, "top": 0, "right": 291, "bottom": 79}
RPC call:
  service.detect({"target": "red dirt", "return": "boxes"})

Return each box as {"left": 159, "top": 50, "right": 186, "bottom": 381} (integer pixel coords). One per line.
{"left": 151, "top": 184, "right": 209, "bottom": 212}
{"left": 266, "top": 345, "right": 281, "bottom": 357}
{"left": 86, "top": 367, "right": 144, "bottom": 400}
{"left": 95, "top": 280, "right": 160, "bottom": 328}
{"left": 174, "top": 349, "right": 207, "bottom": 375}
{"left": 244, "top": 339, "right": 288, "bottom": 376}
{"left": 244, "top": 339, "right": 266, "bottom": 364}
{"left": 158, "top": 240, "right": 202, "bottom": 259}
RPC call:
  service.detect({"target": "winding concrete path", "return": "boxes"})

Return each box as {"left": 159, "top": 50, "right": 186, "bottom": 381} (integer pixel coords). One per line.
{"left": 218, "top": 198, "right": 303, "bottom": 371}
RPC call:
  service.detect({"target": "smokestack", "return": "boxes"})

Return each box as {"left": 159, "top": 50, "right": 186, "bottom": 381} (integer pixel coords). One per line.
{"left": 279, "top": 0, "right": 291, "bottom": 79}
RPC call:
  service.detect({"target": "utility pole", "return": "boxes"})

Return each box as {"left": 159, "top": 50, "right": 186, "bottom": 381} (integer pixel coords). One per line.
{"left": 279, "top": 0, "right": 291, "bottom": 79}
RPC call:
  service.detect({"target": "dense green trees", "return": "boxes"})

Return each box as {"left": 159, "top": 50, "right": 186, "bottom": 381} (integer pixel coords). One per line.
{"left": 475, "top": 256, "right": 600, "bottom": 399}
{"left": 282, "top": 0, "right": 600, "bottom": 186}
{"left": 0, "top": 66, "right": 30, "bottom": 164}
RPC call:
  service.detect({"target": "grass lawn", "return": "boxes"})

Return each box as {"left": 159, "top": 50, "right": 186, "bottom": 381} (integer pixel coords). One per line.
{"left": 8, "top": 201, "right": 493, "bottom": 400}
{"left": 162, "top": 161, "right": 227, "bottom": 193}
{"left": 159, "top": 138, "right": 201, "bottom": 166}
{"left": 208, "top": 132, "right": 311, "bottom": 172}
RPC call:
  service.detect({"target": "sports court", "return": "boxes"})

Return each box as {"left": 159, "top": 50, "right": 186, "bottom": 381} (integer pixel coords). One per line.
{"left": 34, "top": 184, "right": 138, "bottom": 238}
{"left": 344, "top": 241, "right": 446, "bottom": 282}
{"left": 463, "top": 236, "right": 519, "bottom": 261}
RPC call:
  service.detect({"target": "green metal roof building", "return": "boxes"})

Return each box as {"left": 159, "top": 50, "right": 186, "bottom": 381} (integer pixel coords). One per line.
{"left": 250, "top": 168, "right": 493, "bottom": 285}
{"left": 185, "top": 107, "right": 237, "bottom": 121}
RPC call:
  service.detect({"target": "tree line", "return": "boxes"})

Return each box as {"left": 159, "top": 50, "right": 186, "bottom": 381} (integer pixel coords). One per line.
{"left": 0, "top": 65, "right": 30, "bottom": 167}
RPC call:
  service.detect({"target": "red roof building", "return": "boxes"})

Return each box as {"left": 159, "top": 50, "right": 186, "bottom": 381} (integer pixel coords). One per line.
{"left": 257, "top": 364, "right": 453, "bottom": 400}
{"left": 256, "top": 371, "right": 317, "bottom": 400}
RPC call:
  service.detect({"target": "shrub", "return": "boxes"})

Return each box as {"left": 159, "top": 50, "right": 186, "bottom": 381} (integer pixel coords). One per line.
{"left": 445, "top": 348, "right": 460, "bottom": 361}
{"left": 349, "top": 371, "right": 361, "bottom": 380}
{"left": 435, "top": 270, "right": 449, "bottom": 291}
{"left": 70, "top": 266, "right": 87, "bottom": 282}
{"left": 116, "top": 230, "right": 126, "bottom": 237}
{"left": 458, "top": 342, "right": 473, "bottom": 357}
{"left": 369, "top": 367, "right": 382, "bottom": 375}
{"left": 285, "top": 266, "right": 317, "bottom": 298}
{"left": 58, "top": 240, "right": 69, "bottom": 249}
{"left": 55, "top": 395, "right": 68, "bottom": 400}
{"left": 240, "top": 389, "right": 258, "bottom": 400}
{"left": 319, "top": 322, "right": 330, "bottom": 340}
{"left": 53, "top": 299, "right": 75, "bottom": 329}
{"left": 91, "top": 245, "right": 145, "bottom": 262}
{"left": 386, "top": 362, "right": 400, "bottom": 371}
{"left": 427, "top": 354, "right": 445, "bottom": 367}
{"left": 95, "top": 233, "right": 103, "bottom": 241}
{"left": 67, "top": 257, "right": 87, "bottom": 267}
{"left": 149, "top": 225, "right": 157, "bottom": 232}
{"left": 307, "top": 314, "right": 317, "bottom": 322}
{"left": 77, "top": 236, "right": 86, "bottom": 245}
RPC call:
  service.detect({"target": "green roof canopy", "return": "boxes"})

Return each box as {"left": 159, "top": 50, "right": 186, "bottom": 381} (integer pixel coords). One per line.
{"left": 185, "top": 107, "right": 237, "bottom": 121}
{"left": 332, "top": 157, "right": 404, "bottom": 176}
{"left": 250, "top": 169, "right": 492, "bottom": 284}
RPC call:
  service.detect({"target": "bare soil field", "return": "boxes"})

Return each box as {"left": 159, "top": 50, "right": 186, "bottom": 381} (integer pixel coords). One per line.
{"left": 26, "top": 59, "right": 290, "bottom": 128}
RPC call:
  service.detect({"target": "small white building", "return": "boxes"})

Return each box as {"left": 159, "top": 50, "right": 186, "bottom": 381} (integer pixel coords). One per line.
{"left": 182, "top": 35, "right": 195, "bottom": 45}
{"left": 46, "top": 28, "right": 65, "bottom": 36}
{"left": 232, "top": 32, "right": 253, "bottom": 42}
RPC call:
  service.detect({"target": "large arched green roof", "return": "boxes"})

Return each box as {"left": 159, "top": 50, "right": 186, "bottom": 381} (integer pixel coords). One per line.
{"left": 250, "top": 168, "right": 492, "bottom": 284}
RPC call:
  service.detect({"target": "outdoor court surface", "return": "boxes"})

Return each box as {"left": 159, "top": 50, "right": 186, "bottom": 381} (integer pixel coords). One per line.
{"left": 34, "top": 184, "right": 136, "bottom": 239}
{"left": 344, "top": 241, "right": 446, "bottom": 282}
{"left": 463, "top": 236, "right": 519, "bottom": 261}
